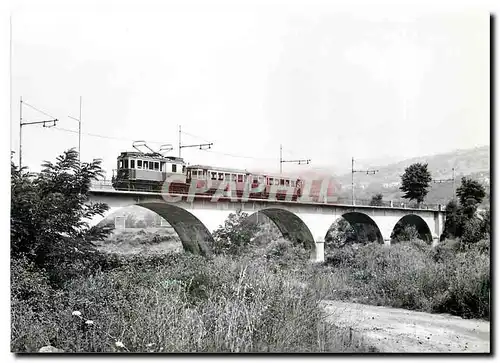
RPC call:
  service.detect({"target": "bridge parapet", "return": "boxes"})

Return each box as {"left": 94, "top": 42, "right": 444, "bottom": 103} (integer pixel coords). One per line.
{"left": 88, "top": 183, "right": 443, "bottom": 212}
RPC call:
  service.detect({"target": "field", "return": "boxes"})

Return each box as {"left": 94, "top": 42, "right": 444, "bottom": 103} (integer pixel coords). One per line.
{"left": 11, "top": 221, "right": 490, "bottom": 353}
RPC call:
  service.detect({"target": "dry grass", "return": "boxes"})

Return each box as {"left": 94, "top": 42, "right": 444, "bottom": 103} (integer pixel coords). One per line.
{"left": 316, "top": 239, "right": 490, "bottom": 320}
{"left": 11, "top": 245, "right": 373, "bottom": 353}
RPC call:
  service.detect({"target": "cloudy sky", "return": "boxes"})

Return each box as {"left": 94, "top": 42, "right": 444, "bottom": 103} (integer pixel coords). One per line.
{"left": 10, "top": 3, "right": 490, "bottom": 177}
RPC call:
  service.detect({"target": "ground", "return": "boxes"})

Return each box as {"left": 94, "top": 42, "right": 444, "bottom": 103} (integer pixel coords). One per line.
{"left": 322, "top": 300, "right": 490, "bottom": 353}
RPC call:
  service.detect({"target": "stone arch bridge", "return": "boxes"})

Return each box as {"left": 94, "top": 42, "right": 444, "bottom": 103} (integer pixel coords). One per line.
{"left": 88, "top": 189, "right": 445, "bottom": 262}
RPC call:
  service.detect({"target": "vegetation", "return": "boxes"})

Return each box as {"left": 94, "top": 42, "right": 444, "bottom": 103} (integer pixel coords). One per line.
{"left": 369, "top": 193, "right": 383, "bottom": 206}
{"left": 442, "top": 177, "right": 489, "bottom": 247}
{"left": 399, "top": 163, "right": 432, "bottom": 206}
{"left": 11, "top": 149, "right": 490, "bottom": 353}
{"left": 11, "top": 149, "right": 113, "bottom": 287}
{"left": 319, "top": 239, "right": 490, "bottom": 320}
{"left": 11, "top": 150, "right": 371, "bottom": 353}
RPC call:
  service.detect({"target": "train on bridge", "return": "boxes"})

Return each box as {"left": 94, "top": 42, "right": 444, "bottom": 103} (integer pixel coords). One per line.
{"left": 111, "top": 142, "right": 338, "bottom": 202}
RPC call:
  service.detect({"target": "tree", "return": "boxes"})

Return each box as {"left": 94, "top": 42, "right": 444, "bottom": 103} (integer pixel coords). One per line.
{"left": 399, "top": 163, "right": 432, "bottom": 206}
{"left": 442, "top": 199, "right": 463, "bottom": 239}
{"left": 11, "top": 149, "right": 112, "bottom": 285}
{"left": 212, "top": 210, "right": 259, "bottom": 255}
{"left": 125, "top": 213, "right": 137, "bottom": 228}
{"left": 369, "top": 193, "right": 383, "bottom": 206}
{"left": 325, "top": 218, "right": 357, "bottom": 248}
{"left": 144, "top": 212, "right": 155, "bottom": 227}
{"left": 456, "top": 177, "right": 486, "bottom": 218}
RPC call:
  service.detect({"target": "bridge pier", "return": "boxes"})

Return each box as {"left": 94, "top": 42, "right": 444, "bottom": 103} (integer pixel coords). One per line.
{"left": 314, "top": 237, "right": 325, "bottom": 263}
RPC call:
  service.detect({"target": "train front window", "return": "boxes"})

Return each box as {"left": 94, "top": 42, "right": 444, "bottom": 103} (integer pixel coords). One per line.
{"left": 192, "top": 170, "right": 197, "bottom": 179}
{"left": 123, "top": 159, "right": 129, "bottom": 169}
{"left": 119, "top": 160, "right": 123, "bottom": 169}
{"left": 154, "top": 162, "right": 159, "bottom": 171}
{"left": 183, "top": 165, "right": 186, "bottom": 173}
{"left": 172, "top": 164, "right": 177, "bottom": 173}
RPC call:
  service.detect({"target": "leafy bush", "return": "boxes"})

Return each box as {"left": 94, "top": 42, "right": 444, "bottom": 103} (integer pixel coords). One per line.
{"left": 212, "top": 210, "right": 259, "bottom": 255}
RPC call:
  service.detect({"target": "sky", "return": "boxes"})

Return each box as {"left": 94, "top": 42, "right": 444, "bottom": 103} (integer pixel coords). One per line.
{"left": 10, "top": 3, "right": 490, "bottom": 177}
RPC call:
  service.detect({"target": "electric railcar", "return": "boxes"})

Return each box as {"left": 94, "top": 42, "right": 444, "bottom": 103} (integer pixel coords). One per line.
{"left": 111, "top": 146, "right": 338, "bottom": 202}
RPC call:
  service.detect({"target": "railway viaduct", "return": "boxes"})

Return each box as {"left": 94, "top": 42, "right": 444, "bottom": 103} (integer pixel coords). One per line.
{"left": 87, "top": 188, "right": 445, "bottom": 262}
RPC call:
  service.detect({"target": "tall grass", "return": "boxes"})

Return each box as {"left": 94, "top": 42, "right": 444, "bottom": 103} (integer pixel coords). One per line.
{"left": 11, "top": 245, "right": 371, "bottom": 353}
{"left": 317, "top": 239, "right": 490, "bottom": 320}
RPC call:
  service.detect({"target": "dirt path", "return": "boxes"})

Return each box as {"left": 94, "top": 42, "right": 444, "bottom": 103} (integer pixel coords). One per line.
{"left": 321, "top": 300, "right": 490, "bottom": 353}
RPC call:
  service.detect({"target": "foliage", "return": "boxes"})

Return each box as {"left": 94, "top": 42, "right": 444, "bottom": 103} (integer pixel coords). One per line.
{"left": 369, "top": 193, "right": 383, "bottom": 206}
{"left": 211, "top": 210, "right": 259, "bottom": 255}
{"left": 325, "top": 219, "right": 357, "bottom": 249}
{"left": 11, "top": 251, "right": 370, "bottom": 353}
{"left": 456, "top": 177, "right": 486, "bottom": 217}
{"left": 314, "top": 240, "right": 490, "bottom": 320}
{"left": 442, "top": 178, "right": 488, "bottom": 246}
{"left": 399, "top": 163, "right": 432, "bottom": 205}
{"left": 11, "top": 149, "right": 113, "bottom": 286}
{"left": 391, "top": 225, "right": 421, "bottom": 244}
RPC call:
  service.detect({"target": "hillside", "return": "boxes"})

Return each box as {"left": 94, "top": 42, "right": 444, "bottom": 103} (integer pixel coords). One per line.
{"left": 334, "top": 145, "right": 490, "bottom": 205}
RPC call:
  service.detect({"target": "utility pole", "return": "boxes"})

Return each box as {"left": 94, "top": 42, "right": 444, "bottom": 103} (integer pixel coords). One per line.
{"left": 19, "top": 96, "right": 22, "bottom": 168}
{"left": 280, "top": 144, "right": 310, "bottom": 174}
{"left": 68, "top": 96, "right": 82, "bottom": 161}
{"left": 178, "top": 125, "right": 181, "bottom": 157}
{"left": 19, "top": 98, "right": 58, "bottom": 168}
{"left": 351, "top": 157, "right": 379, "bottom": 206}
{"left": 178, "top": 125, "right": 213, "bottom": 157}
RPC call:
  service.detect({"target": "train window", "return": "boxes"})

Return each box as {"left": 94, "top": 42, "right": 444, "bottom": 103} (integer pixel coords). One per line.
{"left": 119, "top": 160, "right": 123, "bottom": 169}
{"left": 225, "top": 173, "right": 230, "bottom": 180}
{"left": 182, "top": 165, "right": 186, "bottom": 173}
{"left": 191, "top": 170, "right": 197, "bottom": 179}
{"left": 218, "top": 173, "right": 224, "bottom": 181}
{"left": 231, "top": 174, "right": 236, "bottom": 182}
{"left": 148, "top": 161, "right": 153, "bottom": 170}
{"left": 275, "top": 179, "right": 279, "bottom": 185}
{"left": 172, "top": 164, "right": 177, "bottom": 173}
{"left": 285, "top": 180, "right": 290, "bottom": 187}
{"left": 244, "top": 175, "right": 248, "bottom": 182}
{"left": 124, "top": 159, "right": 129, "bottom": 169}
{"left": 137, "top": 160, "right": 142, "bottom": 169}
{"left": 160, "top": 162, "right": 166, "bottom": 171}
{"left": 253, "top": 177, "right": 258, "bottom": 184}
{"left": 269, "top": 178, "right": 273, "bottom": 185}
{"left": 238, "top": 175, "right": 243, "bottom": 183}
{"left": 291, "top": 180, "right": 295, "bottom": 187}
{"left": 280, "top": 179, "right": 284, "bottom": 186}
{"left": 130, "top": 160, "right": 135, "bottom": 169}
{"left": 211, "top": 172, "right": 217, "bottom": 180}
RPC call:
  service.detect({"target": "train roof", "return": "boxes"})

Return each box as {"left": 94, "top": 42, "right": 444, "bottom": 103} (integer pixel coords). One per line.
{"left": 187, "top": 164, "right": 299, "bottom": 180}
{"left": 187, "top": 164, "right": 249, "bottom": 174}
{"left": 118, "top": 151, "right": 185, "bottom": 163}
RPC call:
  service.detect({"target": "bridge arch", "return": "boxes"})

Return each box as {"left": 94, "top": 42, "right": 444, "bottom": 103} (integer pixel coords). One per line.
{"left": 95, "top": 202, "right": 214, "bottom": 256}
{"left": 390, "top": 214, "right": 433, "bottom": 243}
{"left": 326, "top": 212, "right": 384, "bottom": 244}
{"left": 247, "top": 208, "right": 316, "bottom": 251}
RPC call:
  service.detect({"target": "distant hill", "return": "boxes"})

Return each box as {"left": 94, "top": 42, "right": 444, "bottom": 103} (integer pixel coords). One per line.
{"left": 333, "top": 145, "right": 490, "bottom": 206}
